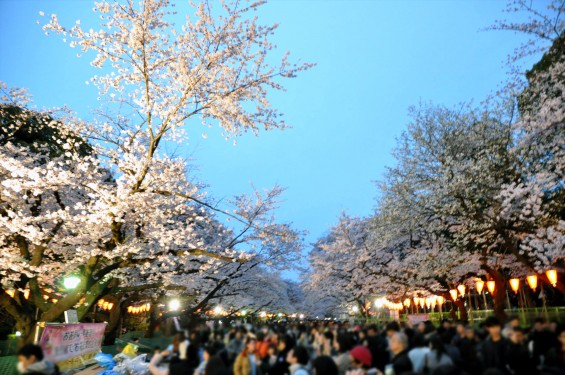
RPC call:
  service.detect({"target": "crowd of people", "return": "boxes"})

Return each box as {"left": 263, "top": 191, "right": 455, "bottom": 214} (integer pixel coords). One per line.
{"left": 145, "top": 315, "right": 565, "bottom": 375}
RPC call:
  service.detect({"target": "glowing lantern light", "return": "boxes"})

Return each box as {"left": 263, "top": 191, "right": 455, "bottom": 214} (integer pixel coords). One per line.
{"left": 425, "top": 298, "right": 431, "bottom": 309}
{"left": 413, "top": 297, "right": 420, "bottom": 307}
{"left": 403, "top": 298, "right": 411, "bottom": 307}
{"left": 487, "top": 281, "right": 496, "bottom": 294}
{"left": 98, "top": 299, "right": 105, "bottom": 307}
{"left": 6, "top": 290, "right": 15, "bottom": 298}
{"left": 436, "top": 296, "right": 445, "bottom": 305}
{"left": 475, "top": 279, "right": 484, "bottom": 294}
{"left": 527, "top": 275, "right": 538, "bottom": 291}
{"left": 457, "top": 284, "right": 466, "bottom": 297}
{"left": 108, "top": 303, "right": 114, "bottom": 310}
{"left": 169, "top": 299, "right": 181, "bottom": 311}
{"left": 102, "top": 301, "right": 109, "bottom": 310}
{"left": 63, "top": 276, "right": 81, "bottom": 290}
{"left": 23, "top": 290, "right": 30, "bottom": 299}
{"left": 509, "top": 278, "right": 520, "bottom": 294}
{"left": 546, "top": 270, "right": 558, "bottom": 287}
{"left": 128, "top": 306, "right": 133, "bottom": 313}
{"left": 146, "top": 303, "right": 151, "bottom": 311}
{"left": 419, "top": 298, "right": 425, "bottom": 309}
{"left": 52, "top": 298, "right": 58, "bottom": 303}
{"left": 43, "top": 295, "right": 49, "bottom": 300}
{"left": 431, "top": 296, "right": 437, "bottom": 309}
{"left": 449, "top": 289, "right": 458, "bottom": 301}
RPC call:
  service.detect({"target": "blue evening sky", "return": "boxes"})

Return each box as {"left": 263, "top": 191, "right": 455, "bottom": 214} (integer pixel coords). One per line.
{"left": 0, "top": 1, "right": 542, "bottom": 274}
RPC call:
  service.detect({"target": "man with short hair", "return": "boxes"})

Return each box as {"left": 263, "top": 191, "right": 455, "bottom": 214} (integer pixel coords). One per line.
{"left": 365, "top": 325, "right": 388, "bottom": 372}
{"left": 507, "top": 327, "right": 537, "bottom": 375}
{"left": 481, "top": 316, "right": 510, "bottom": 373}
{"left": 17, "top": 344, "right": 59, "bottom": 375}
{"left": 389, "top": 332, "right": 412, "bottom": 374}
{"left": 530, "top": 316, "right": 558, "bottom": 366}
{"left": 286, "top": 345, "right": 309, "bottom": 375}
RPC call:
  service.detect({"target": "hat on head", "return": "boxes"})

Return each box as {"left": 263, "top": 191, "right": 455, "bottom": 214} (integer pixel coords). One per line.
{"left": 350, "top": 345, "right": 372, "bottom": 367}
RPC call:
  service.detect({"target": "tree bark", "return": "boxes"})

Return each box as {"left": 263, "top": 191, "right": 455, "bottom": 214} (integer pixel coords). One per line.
{"left": 16, "top": 315, "right": 36, "bottom": 347}
{"left": 480, "top": 264, "right": 508, "bottom": 323}
{"left": 103, "top": 299, "right": 123, "bottom": 345}
{"left": 145, "top": 303, "right": 160, "bottom": 338}
{"left": 454, "top": 299, "right": 468, "bottom": 321}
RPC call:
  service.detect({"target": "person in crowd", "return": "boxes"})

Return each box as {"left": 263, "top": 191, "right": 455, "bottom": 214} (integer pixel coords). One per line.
{"left": 234, "top": 335, "right": 262, "bottom": 375}
{"left": 17, "top": 344, "right": 59, "bottom": 375}
{"left": 227, "top": 329, "right": 246, "bottom": 364}
{"left": 389, "top": 332, "right": 413, "bottom": 374}
{"left": 262, "top": 343, "right": 278, "bottom": 371}
{"left": 544, "top": 324, "right": 565, "bottom": 373}
{"left": 506, "top": 326, "right": 538, "bottom": 375}
{"left": 437, "top": 320, "right": 455, "bottom": 338}
{"left": 319, "top": 330, "right": 335, "bottom": 356}
{"left": 347, "top": 345, "right": 381, "bottom": 375}
{"left": 440, "top": 331, "right": 460, "bottom": 365}
{"left": 204, "top": 356, "right": 229, "bottom": 375}
{"left": 423, "top": 334, "right": 453, "bottom": 373}
{"left": 313, "top": 355, "right": 339, "bottom": 375}
{"left": 149, "top": 342, "right": 200, "bottom": 375}
{"left": 286, "top": 345, "right": 310, "bottom": 375}
{"left": 530, "top": 317, "right": 558, "bottom": 367}
{"left": 269, "top": 334, "right": 293, "bottom": 375}
{"left": 178, "top": 332, "right": 191, "bottom": 361}
{"left": 385, "top": 322, "right": 400, "bottom": 339}
{"left": 194, "top": 342, "right": 221, "bottom": 375}
{"left": 451, "top": 321, "right": 467, "bottom": 347}
{"left": 481, "top": 316, "right": 509, "bottom": 373}
{"left": 333, "top": 332, "right": 354, "bottom": 375}
{"left": 365, "top": 324, "right": 388, "bottom": 372}
{"left": 408, "top": 333, "right": 430, "bottom": 373}
{"left": 256, "top": 331, "right": 270, "bottom": 360}
{"left": 501, "top": 315, "right": 520, "bottom": 339}
{"left": 457, "top": 326, "right": 481, "bottom": 375}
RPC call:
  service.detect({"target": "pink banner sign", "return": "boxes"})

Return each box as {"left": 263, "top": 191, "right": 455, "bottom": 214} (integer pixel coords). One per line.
{"left": 407, "top": 314, "right": 430, "bottom": 325}
{"left": 38, "top": 323, "right": 106, "bottom": 370}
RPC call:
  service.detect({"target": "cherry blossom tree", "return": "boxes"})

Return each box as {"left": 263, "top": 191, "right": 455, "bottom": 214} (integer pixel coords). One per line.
{"left": 1, "top": 0, "right": 310, "bottom": 344}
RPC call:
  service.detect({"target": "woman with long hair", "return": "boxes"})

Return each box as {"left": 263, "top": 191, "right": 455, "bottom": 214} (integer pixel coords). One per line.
{"left": 423, "top": 334, "right": 453, "bottom": 373}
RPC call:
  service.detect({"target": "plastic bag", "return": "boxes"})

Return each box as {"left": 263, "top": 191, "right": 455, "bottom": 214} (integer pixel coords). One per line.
{"left": 95, "top": 352, "right": 116, "bottom": 369}
{"left": 113, "top": 354, "right": 149, "bottom": 375}
{"left": 121, "top": 343, "right": 139, "bottom": 358}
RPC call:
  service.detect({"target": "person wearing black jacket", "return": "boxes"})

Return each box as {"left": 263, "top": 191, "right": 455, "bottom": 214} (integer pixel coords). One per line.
{"left": 268, "top": 334, "right": 294, "bottom": 375}
{"left": 389, "top": 332, "right": 413, "bottom": 374}
{"left": 506, "top": 327, "right": 538, "bottom": 375}
{"left": 481, "top": 317, "right": 510, "bottom": 374}
{"left": 365, "top": 325, "right": 388, "bottom": 372}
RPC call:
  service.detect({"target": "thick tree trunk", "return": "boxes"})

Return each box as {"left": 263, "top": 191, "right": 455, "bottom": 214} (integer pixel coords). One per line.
{"left": 454, "top": 299, "right": 468, "bottom": 321}
{"left": 481, "top": 265, "right": 508, "bottom": 323}
{"left": 449, "top": 303, "right": 458, "bottom": 321}
{"left": 16, "top": 315, "right": 37, "bottom": 347}
{"left": 492, "top": 274, "right": 508, "bottom": 323}
{"left": 145, "top": 303, "right": 160, "bottom": 338}
{"left": 103, "top": 300, "right": 123, "bottom": 345}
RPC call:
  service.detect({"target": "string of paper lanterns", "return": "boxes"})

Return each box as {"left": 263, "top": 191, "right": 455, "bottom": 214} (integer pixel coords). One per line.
{"left": 445, "top": 269, "right": 559, "bottom": 300}
{"left": 97, "top": 298, "right": 114, "bottom": 311}
{"left": 127, "top": 303, "right": 151, "bottom": 315}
